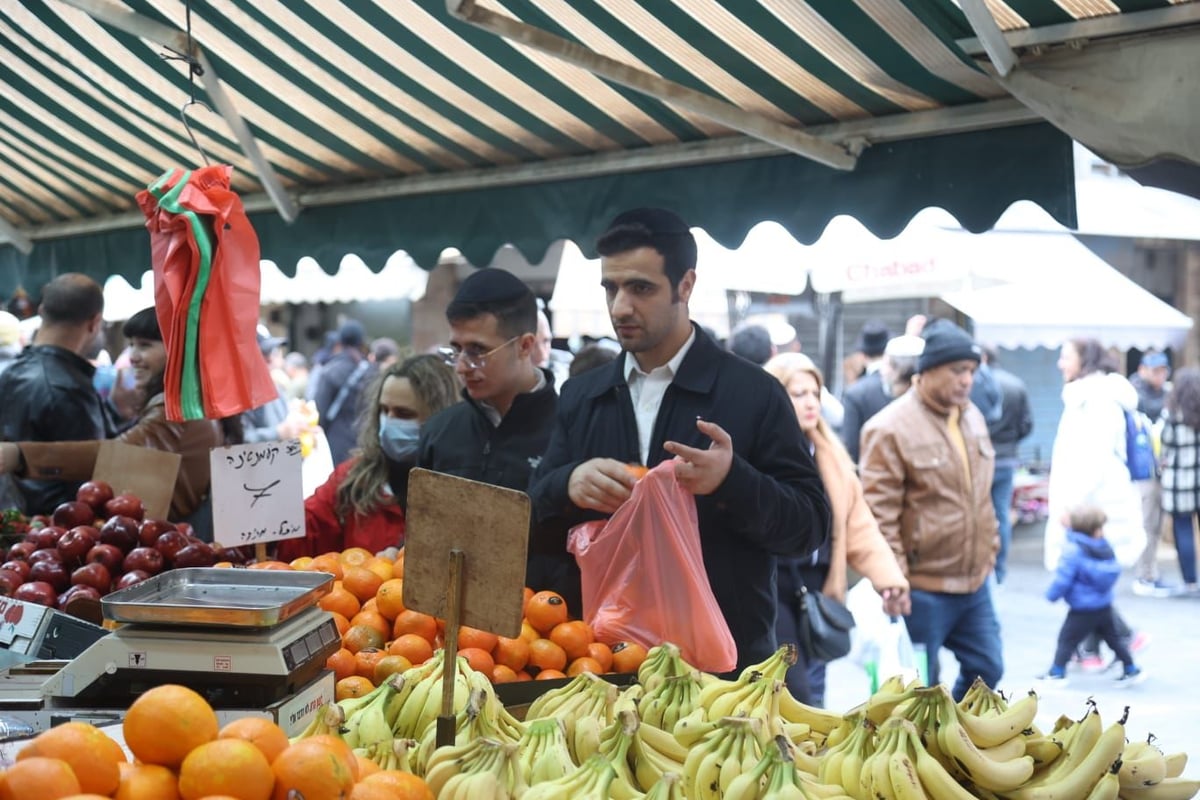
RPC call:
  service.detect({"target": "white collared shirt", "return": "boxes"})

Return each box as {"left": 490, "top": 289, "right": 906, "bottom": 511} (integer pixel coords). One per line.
{"left": 624, "top": 328, "right": 696, "bottom": 464}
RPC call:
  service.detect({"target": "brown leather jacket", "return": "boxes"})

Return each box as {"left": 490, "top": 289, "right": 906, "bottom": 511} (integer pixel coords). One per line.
{"left": 859, "top": 390, "right": 998, "bottom": 594}
{"left": 17, "top": 394, "right": 224, "bottom": 520}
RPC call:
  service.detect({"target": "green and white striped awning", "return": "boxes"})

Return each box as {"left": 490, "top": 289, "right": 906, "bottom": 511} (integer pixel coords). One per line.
{"left": 0, "top": 0, "right": 1195, "bottom": 295}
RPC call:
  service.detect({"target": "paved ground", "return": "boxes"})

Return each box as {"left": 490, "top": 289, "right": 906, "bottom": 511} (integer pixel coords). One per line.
{"left": 825, "top": 522, "right": 1200, "bottom": 771}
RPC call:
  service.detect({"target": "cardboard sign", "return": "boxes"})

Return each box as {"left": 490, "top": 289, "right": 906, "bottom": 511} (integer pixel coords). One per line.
{"left": 209, "top": 440, "right": 304, "bottom": 548}
{"left": 92, "top": 441, "right": 181, "bottom": 521}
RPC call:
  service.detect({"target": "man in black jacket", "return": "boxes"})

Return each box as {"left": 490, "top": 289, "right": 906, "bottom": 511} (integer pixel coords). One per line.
{"left": 529, "top": 208, "right": 831, "bottom": 670}
{"left": 0, "top": 273, "right": 112, "bottom": 512}
{"left": 982, "top": 347, "right": 1033, "bottom": 584}
{"left": 417, "top": 269, "right": 576, "bottom": 607}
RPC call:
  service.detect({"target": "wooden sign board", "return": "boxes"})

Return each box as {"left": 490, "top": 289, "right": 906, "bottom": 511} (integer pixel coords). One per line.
{"left": 403, "top": 469, "right": 530, "bottom": 638}
{"left": 209, "top": 440, "right": 305, "bottom": 548}
{"left": 92, "top": 441, "right": 181, "bottom": 522}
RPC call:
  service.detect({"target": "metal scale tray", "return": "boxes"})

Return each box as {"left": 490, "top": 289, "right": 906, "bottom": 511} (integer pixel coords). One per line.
{"left": 100, "top": 568, "right": 334, "bottom": 628}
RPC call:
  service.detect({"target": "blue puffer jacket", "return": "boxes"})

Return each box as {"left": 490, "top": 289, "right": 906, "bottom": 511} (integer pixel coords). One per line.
{"left": 1045, "top": 529, "right": 1121, "bottom": 611}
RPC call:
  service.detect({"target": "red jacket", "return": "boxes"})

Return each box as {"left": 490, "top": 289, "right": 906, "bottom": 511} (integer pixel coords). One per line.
{"left": 277, "top": 460, "right": 406, "bottom": 560}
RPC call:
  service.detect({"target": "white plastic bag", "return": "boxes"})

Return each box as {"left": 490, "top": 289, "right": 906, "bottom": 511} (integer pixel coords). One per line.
{"left": 301, "top": 427, "right": 335, "bottom": 499}
{"left": 845, "top": 580, "right": 927, "bottom": 690}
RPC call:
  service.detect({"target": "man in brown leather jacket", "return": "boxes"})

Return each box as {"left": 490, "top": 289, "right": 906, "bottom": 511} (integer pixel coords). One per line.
{"left": 859, "top": 320, "right": 1001, "bottom": 701}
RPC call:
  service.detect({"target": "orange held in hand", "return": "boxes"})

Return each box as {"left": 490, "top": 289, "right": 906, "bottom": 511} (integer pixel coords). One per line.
{"left": 626, "top": 464, "right": 649, "bottom": 480}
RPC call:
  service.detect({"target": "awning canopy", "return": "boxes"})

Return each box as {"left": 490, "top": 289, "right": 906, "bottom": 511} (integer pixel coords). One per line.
{"left": 2, "top": 0, "right": 1196, "bottom": 297}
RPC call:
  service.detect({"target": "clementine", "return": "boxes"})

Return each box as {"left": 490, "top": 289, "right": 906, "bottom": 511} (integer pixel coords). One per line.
{"left": 492, "top": 635, "right": 530, "bottom": 672}
{"left": 549, "top": 620, "right": 594, "bottom": 661}
{"left": 525, "top": 590, "right": 568, "bottom": 634}
{"left": 567, "top": 656, "right": 604, "bottom": 677}
{"left": 610, "top": 641, "right": 649, "bottom": 673}
{"left": 114, "top": 762, "right": 180, "bottom": 800}
{"left": 388, "top": 633, "right": 434, "bottom": 665}
{"left": 219, "top": 717, "right": 290, "bottom": 765}
{"left": 318, "top": 583, "right": 360, "bottom": 619}
{"left": 19, "top": 720, "right": 123, "bottom": 795}
{"left": 492, "top": 664, "right": 519, "bottom": 683}
{"left": 343, "top": 566, "right": 384, "bottom": 604}
{"left": 271, "top": 736, "right": 357, "bottom": 800}
{"left": 457, "top": 647, "right": 495, "bottom": 676}
{"left": 361, "top": 770, "right": 434, "bottom": 800}
{"left": 326, "top": 647, "right": 357, "bottom": 682}
{"left": 457, "top": 625, "right": 499, "bottom": 653}
{"left": 335, "top": 675, "right": 376, "bottom": 701}
{"left": 342, "top": 623, "right": 385, "bottom": 654}
{"left": 0, "top": 756, "right": 82, "bottom": 800}
{"left": 123, "top": 684, "right": 219, "bottom": 769}
{"left": 373, "top": 654, "right": 412, "bottom": 684}
{"left": 339, "top": 547, "right": 373, "bottom": 567}
{"left": 586, "top": 642, "right": 614, "bottom": 672}
{"left": 309, "top": 553, "right": 344, "bottom": 580}
{"left": 527, "top": 638, "right": 567, "bottom": 672}
{"left": 354, "top": 648, "right": 387, "bottom": 681}
{"left": 178, "top": 738, "right": 274, "bottom": 800}
{"left": 535, "top": 669, "right": 567, "bottom": 680}
{"left": 391, "top": 609, "right": 438, "bottom": 643}
{"left": 374, "top": 578, "right": 406, "bottom": 620}
{"left": 350, "top": 609, "right": 391, "bottom": 641}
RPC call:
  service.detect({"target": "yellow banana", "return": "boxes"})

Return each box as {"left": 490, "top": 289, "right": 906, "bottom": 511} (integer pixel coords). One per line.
{"left": 1006, "top": 709, "right": 1127, "bottom": 800}
{"left": 1024, "top": 706, "right": 1104, "bottom": 788}
{"left": 616, "top": 683, "right": 644, "bottom": 716}
{"left": 289, "top": 701, "right": 344, "bottom": 742}
{"left": 914, "top": 729, "right": 984, "bottom": 800}
{"left": 1163, "top": 753, "right": 1189, "bottom": 780}
{"left": 958, "top": 690, "right": 1039, "bottom": 749}
{"left": 778, "top": 685, "right": 844, "bottom": 734}
{"left": 889, "top": 747, "right": 932, "bottom": 800}
{"left": 1118, "top": 777, "right": 1200, "bottom": 800}
{"left": 980, "top": 734, "right": 1031, "bottom": 763}
{"left": 644, "top": 772, "right": 686, "bottom": 800}
{"left": 1023, "top": 734, "right": 1066, "bottom": 767}
{"left": 519, "top": 718, "right": 575, "bottom": 786}
{"left": 933, "top": 688, "right": 1035, "bottom": 792}
{"left": 724, "top": 746, "right": 775, "bottom": 800}
{"left": 1120, "top": 739, "right": 1167, "bottom": 789}
{"left": 1086, "top": 770, "right": 1120, "bottom": 800}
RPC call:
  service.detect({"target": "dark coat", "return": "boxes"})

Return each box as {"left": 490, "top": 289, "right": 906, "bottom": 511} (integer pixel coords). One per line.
{"left": 313, "top": 350, "right": 376, "bottom": 465}
{"left": 840, "top": 370, "right": 890, "bottom": 462}
{"left": 529, "top": 326, "right": 831, "bottom": 670}
{"left": 986, "top": 365, "right": 1033, "bottom": 463}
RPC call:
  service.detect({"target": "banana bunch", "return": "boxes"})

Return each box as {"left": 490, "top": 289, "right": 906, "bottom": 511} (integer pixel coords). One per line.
{"left": 1118, "top": 737, "right": 1199, "bottom": 800}
{"left": 423, "top": 736, "right": 524, "bottom": 800}
{"left": 638, "top": 642, "right": 703, "bottom": 691}
{"left": 525, "top": 671, "right": 619, "bottom": 764}
{"left": 681, "top": 715, "right": 765, "bottom": 800}
{"left": 340, "top": 672, "right": 406, "bottom": 750}
{"left": 698, "top": 646, "right": 796, "bottom": 721}
{"left": 387, "top": 649, "right": 471, "bottom": 739}
{"left": 640, "top": 672, "right": 704, "bottom": 731}
{"left": 518, "top": 718, "right": 577, "bottom": 786}
{"left": 925, "top": 684, "right": 1036, "bottom": 793}
{"left": 817, "top": 716, "right": 877, "bottom": 800}
{"left": 290, "top": 701, "right": 348, "bottom": 742}
{"left": 643, "top": 772, "right": 686, "bottom": 800}
{"left": 630, "top": 708, "right": 689, "bottom": 790}
{"left": 595, "top": 709, "right": 646, "bottom": 799}
{"left": 522, "top": 754, "right": 619, "bottom": 800}
{"left": 411, "top": 686, "right": 495, "bottom": 776}
{"left": 616, "top": 684, "right": 645, "bottom": 716}
{"left": 356, "top": 737, "right": 418, "bottom": 773}
{"left": 843, "top": 674, "right": 920, "bottom": 727}
{"left": 754, "top": 734, "right": 846, "bottom": 800}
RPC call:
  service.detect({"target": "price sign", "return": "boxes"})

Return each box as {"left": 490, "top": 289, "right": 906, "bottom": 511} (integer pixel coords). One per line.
{"left": 0, "top": 596, "right": 46, "bottom": 649}
{"left": 209, "top": 440, "right": 305, "bottom": 548}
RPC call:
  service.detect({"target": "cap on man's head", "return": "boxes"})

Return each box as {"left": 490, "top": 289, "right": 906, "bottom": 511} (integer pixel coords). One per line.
{"left": 0, "top": 311, "right": 19, "bottom": 347}
{"left": 917, "top": 321, "right": 981, "bottom": 373}
{"left": 338, "top": 320, "right": 366, "bottom": 348}
{"left": 452, "top": 268, "right": 530, "bottom": 305}
{"left": 256, "top": 324, "right": 287, "bottom": 358}
{"left": 856, "top": 321, "right": 890, "bottom": 357}
{"left": 1141, "top": 351, "right": 1169, "bottom": 369}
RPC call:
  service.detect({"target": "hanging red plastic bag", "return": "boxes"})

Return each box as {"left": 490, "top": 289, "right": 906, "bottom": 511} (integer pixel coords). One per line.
{"left": 567, "top": 461, "right": 737, "bottom": 673}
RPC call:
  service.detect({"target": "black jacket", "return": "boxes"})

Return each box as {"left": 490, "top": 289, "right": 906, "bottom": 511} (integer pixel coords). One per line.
{"left": 529, "top": 326, "right": 830, "bottom": 670}
{"left": 0, "top": 345, "right": 112, "bottom": 512}
{"left": 840, "top": 371, "right": 890, "bottom": 462}
{"left": 986, "top": 365, "right": 1033, "bottom": 463}
{"left": 314, "top": 350, "right": 376, "bottom": 465}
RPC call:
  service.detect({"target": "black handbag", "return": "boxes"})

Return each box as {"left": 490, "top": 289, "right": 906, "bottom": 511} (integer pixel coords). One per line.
{"left": 796, "top": 585, "right": 856, "bottom": 662}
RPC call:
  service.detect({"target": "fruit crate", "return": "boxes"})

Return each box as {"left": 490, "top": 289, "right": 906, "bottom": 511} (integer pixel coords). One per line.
{"left": 495, "top": 672, "right": 637, "bottom": 720}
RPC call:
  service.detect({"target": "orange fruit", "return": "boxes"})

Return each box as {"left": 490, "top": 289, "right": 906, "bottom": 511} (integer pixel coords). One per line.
{"left": 342, "top": 623, "right": 386, "bottom": 654}
{"left": 457, "top": 647, "right": 495, "bottom": 676}
{"left": 326, "top": 647, "right": 357, "bottom": 682}
{"left": 362, "top": 771, "right": 435, "bottom": 800}
{"left": 626, "top": 463, "right": 649, "bottom": 479}
{"left": 549, "top": 620, "right": 594, "bottom": 661}
{"left": 355, "top": 753, "right": 381, "bottom": 778}
{"left": 535, "top": 669, "right": 567, "bottom": 680}
{"left": 339, "top": 547, "right": 373, "bottom": 567}
{"left": 586, "top": 642, "right": 614, "bottom": 672}
{"left": 362, "top": 598, "right": 379, "bottom": 614}
{"left": 392, "top": 609, "right": 438, "bottom": 644}
{"left": 355, "top": 648, "right": 387, "bottom": 680}
{"left": 319, "top": 583, "right": 360, "bottom": 620}
{"left": 123, "top": 684, "right": 219, "bottom": 769}
{"left": 567, "top": 656, "right": 604, "bottom": 677}
{"left": 492, "top": 664, "right": 519, "bottom": 683}
{"left": 0, "top": 756, "right": 81, "bottom": 799}
{"left": 343, "top": 566, "right": 384, "bottom": 604}
{"left": 115, "top": 762, "right": 180, "bottom": 800}
{"left": 457, "top": 625, "right": 498, "bottom": 653}
{"left": 492, "top": 636, "right": 530, "bottom": 672}
{"left": 271, "top": 736, "right": 357, "bottom": 800}
{"left": 219, "top": 717, "right": 290, "bottom": 765}
{"left": 516, "top": 669, "right": 533, "bottom": 681}
{"left": 247, "top": 560, "right": 292, "bottom": 570}
{"left": 374, "top": 578, "right": 406, "bottom": 620}
{"left": 329, "top": 611, "right": 352, "bottom": 637}
{"left": 392, "top": 551, "right": 405, "bottom": 579}
{"left": 335, "top": 675, "right": 376, "bottom": 701}
{"left": 350, "top": 609, "right": 391, "bottom": 641}
{"left": 363, "top": 556, "right": 394, "bottom": 582}
{"left": 289, "top": 556, "right": 315, "bottom": 570}
{"left": 374, "top": 654, "right": 412, "bottom": 684}
{"left": 527, "top": 638, "right": 567, "bottom": 672}
{"left": 388, "top": 633, "right": 434, "bottom": 665}
{"left": 19, "top": 720, "right": 124, "bottom": 795}
{"left": 519, "top": 620, "right": 540, "bottom": 643}
{"left": 178, "top": 738, "right": 274, "bottom": 800}
{"left": 522, "top": 586, "right": 535, "bottom": 611}
{"left": 525, "top": 591, "right": 568, "bottom": 634}
{"left": 310, "top": 554, "right": 344, "bottom": 580}
{"left": 610, "top": 641, "right": 649, "bottom": 673}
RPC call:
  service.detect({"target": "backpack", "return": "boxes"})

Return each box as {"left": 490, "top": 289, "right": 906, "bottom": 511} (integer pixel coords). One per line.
{"left": 1123, "top": 409, "right": 1155, "bottom": 481}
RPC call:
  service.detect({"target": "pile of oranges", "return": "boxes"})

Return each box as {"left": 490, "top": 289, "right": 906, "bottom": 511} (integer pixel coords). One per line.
{"left": 232, "top": 547, "right": 650, "bottom": 700}
{"left": 0, "top": 683, "right": 433, "bottom": 800}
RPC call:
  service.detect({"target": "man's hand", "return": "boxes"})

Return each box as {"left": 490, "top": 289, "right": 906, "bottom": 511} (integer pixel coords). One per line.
{"left": 663, "top": 419, "right": 733, "bottom": 496}
{"left": 568, "top": 458, "right": 637, "bottom": 514}
{"left": 881, "top": 586, "right": 911, "bottom": 617}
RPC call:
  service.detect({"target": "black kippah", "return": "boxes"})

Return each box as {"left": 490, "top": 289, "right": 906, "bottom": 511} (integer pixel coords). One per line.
{"left": 607, "top": 207, "right": 690, "bottom": 235}
{"left": 453, "top": 268, "right": 529, "bottom": 304}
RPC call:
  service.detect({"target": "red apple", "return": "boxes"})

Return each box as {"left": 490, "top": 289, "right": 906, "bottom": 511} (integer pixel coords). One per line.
{"left": 172, "top": 542, "right": 216, "bottom": 568}
{"left": 123, "top": 547, "right": 163, "bottom": 576}
{"left": 57, "top": 526, "right": 99, "bottom": 566}
{"left": 14, "top": 581, "right": 57, "bottom": 607}
{"left": 71, "top": 562, "right": 112, "bottom": 594}
{"left": 75, "top": 480, "right": 115, "bottom": 515}
{"left": 138, "top": 519, "right": 177, "bottom": 548}
{"left": 28, "top": 526, "right": 65, "bottom": 551}
{"left": 98, "top": 516, "right": 140, "bottom": 553}
{"left": 58, "top": 583, "right": 102, "bottom": 610}
{"left": 105, "top": 494, "right": 144, "bottom": 522}
{"left": 86, "top": 544, "right": 124, "bottom": 575}
{"left": 0, "top": 570, "right": 23, "bottom": 596}
{"left": 52, "top": 501, "right": 95, "bottom": 530}
{"left": 154, "top": 530, "right": 190, "bottom": 563}
{"left": 175, "top": 522, "right": 195, "bottom": 539}
{"left": 114, "top": 569, "right": 150, "bottom": 590}
{"left": 29, "top": 548, "right": 63, "bottom": 565}
{"left": 0, "top": 560, "right": 31, "bottom": 582}
{"left": 30, "top": 559, "right": 70, "bottom": 592}
{"left": 6, "top": 541, "right": 36, "bottom": 562}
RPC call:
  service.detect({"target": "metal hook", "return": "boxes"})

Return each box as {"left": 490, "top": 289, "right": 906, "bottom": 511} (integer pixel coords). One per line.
{"left": 180, "top": 99, "right": 212, "bottom": 167}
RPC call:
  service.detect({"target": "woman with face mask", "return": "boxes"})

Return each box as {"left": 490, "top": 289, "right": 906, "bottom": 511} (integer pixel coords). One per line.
{"left": 278, "top": 354, "right": 460, "bottom": 559}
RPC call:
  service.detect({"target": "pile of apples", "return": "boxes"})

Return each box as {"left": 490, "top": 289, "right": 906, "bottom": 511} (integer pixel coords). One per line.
{"left": 0, "top": 480, "right": 244, "bottom": 612}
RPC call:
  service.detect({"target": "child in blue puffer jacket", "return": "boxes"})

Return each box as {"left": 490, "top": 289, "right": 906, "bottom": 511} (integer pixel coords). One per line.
{"left": 1039, "top": 506, "right": 1144, "bottom": 686}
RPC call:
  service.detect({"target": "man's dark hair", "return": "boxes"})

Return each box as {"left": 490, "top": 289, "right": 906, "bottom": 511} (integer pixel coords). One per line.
{"left": 446, "top": 293, "right": 537, "bottom": 339}
{"left": 39, "top": 273, "right": 103, "bottom": 325}
{"left": 122, "top": 307, "right": 161, "bottom": 341}
{"left": 728, "top": 325, "right": 774, "bottom": 366}
{"left": 595, "top": 208, "right": 697, "bottom": 290}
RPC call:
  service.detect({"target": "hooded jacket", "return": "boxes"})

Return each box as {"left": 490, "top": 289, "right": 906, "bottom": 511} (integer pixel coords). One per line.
{"left": 1045, "top": 529, "right": 1121, "bottom": 610}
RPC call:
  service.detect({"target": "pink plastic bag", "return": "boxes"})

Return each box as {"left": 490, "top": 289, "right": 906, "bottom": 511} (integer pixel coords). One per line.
{"left": 567, "top": 461, "right": 737, "bottom": 673}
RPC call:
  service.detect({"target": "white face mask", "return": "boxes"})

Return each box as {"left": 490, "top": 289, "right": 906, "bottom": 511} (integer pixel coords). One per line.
{"left": 379, "top": 415, "right": 420, "bottom": 463}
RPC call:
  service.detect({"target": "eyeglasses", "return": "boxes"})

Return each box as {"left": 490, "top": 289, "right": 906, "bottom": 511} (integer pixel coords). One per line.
{"left": 437, "top": 336, "right": 519, "bottom": 370}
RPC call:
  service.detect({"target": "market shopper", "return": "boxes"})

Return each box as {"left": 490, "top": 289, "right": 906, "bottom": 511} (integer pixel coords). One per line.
{"left": 242, "top": 328, "right": 314, "bottom": 444}
{"left": 859, "top": 321, "right": 1002, "bottom": 701}
{"left": 314, "top": 320, "right": 377, "bottom": 466}
{"left": 839, "top": 322, "right": 890, "bottom": 462}
{"left": 1159, "top": 366, "right": 1200, "bottom": 595}
{"left": 529, "top": 207, "right": 831, "bottom": 671}
{"left": 416, "top": 269, "right": 578, "bottom": 606}
{"left": 0, "top": 274, "right": 114, "bottom": 513}
{"left": 278, "top": 355, "right": 460, "bottom": 560}
{"left": 1131, "top": 351, "right": 1174, "bottom": 596}
{"left": 0, "top": 307, "right": 239, "bottom": 525}
{"left": 764, "top": 352, "right": 908, "bottom": 705}
{"left": 983, "top": 347, "right": 1033, "bottom": 584}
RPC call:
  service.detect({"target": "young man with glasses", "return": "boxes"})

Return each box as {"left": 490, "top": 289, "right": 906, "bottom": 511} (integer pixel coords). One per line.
{"left": 417, "top": 268, "right": 577, "bottom": 607}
